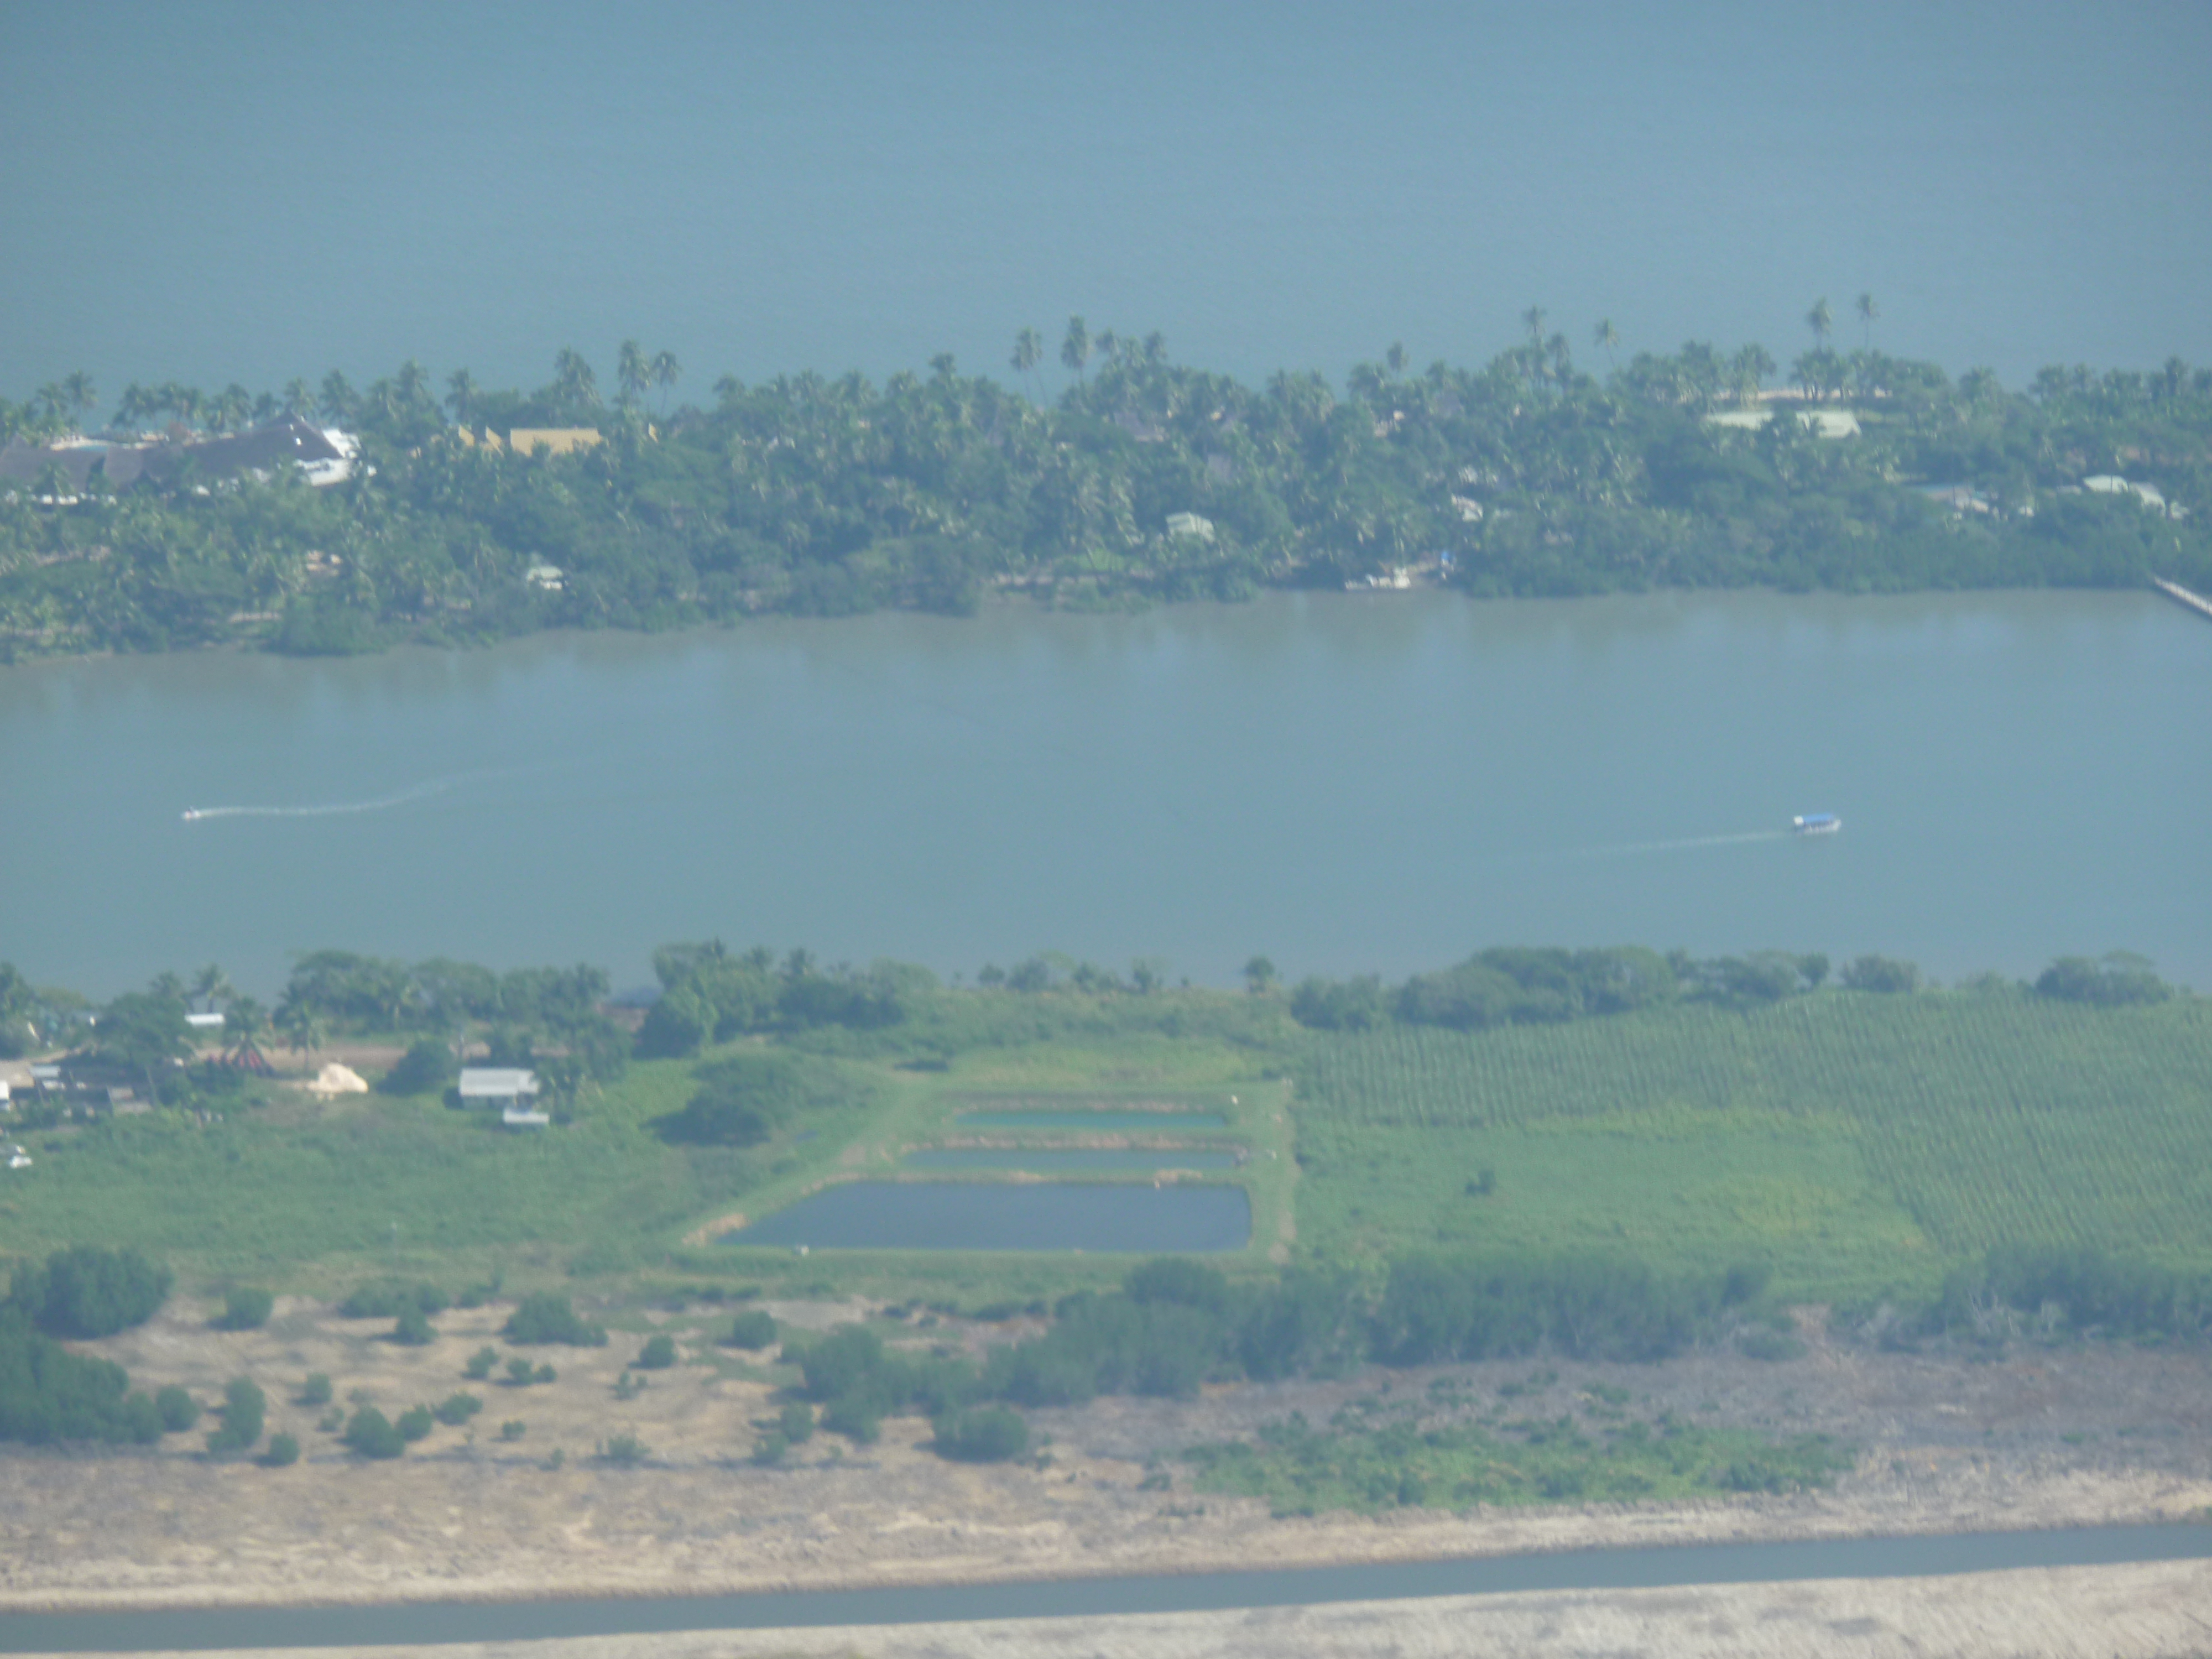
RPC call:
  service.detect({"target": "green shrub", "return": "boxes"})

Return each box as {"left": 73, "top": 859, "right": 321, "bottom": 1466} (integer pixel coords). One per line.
{"left": 499, "top": 1419, "right": 526, "bottom": 1441}
{"left": 260, "top": 1432, "right": 300, "bottom": 1467}
{"left": 217, "top": 1287, "right": 275, "bottom": 1331}
{"left": 391, "top": 1307, "right": 435, "bottom": 1345}
{"left": 343, "top": 1407, "right": 405, "bottom": 1459}
{"left": 463, "top": 1347, "right": 498, "bottom": 1380}
{"left": 779, "top": 1401, "right": 815, "bottom": 1444}
{"left": 932, "top": 1405, "right": 1029, "bottom": 1463}
{"left": 434, "top": 1391, "right": 482, "bottom": 1426}
{"left": 750, "top": 1432, "right": 789, "bottom": 1465}
{"left": 205, "top": 1377, "right": 265, "bottom": 1453}
{"left": 635, "top": 1334, "right": 677, "bottom": 1370}
{"left": 657, "top": 1051, "right": 841, "bottom": 1147}
{"left": 503, "top": 1292, "right": 607, "bottom": 1347}
{"left": 597, "top": 1433, "right": 648, "bottom": 1466}
{"left": 0, "top": 1318, "right": 163, "bottom": 1446}
{"left": 379, "top": 1037, "right": 457, "bottom": 1096}
{"left": 154, "top": 1385, "right": 199, "bottom": 1432}
{"left": 298, "top": 1372, "right": 333, "bottom": 1406}
{"left": 2034, "top": 953, "right": 2173, "bottom": 1007}
{"left": 797, "top": 1326, "right": 886, "bottom": 1401}
{"left": 1840, "top": 954, "right": 1920, "bottom": 994}
{"left": 10, "top": 1246, "right": 173, "bottom": 1338}
{"left": 726, "top": 1310, "right": 778, "bottom": 1350}
{"left": 395, "top": 1405, "right": 434, "bottom": 1442}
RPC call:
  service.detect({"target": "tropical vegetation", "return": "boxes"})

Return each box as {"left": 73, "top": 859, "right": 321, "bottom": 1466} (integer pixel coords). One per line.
{"left": 5, "top": 312, "right": 2209, "bottom": 660}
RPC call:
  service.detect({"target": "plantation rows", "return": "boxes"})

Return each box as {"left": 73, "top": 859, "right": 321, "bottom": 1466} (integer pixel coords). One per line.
{"left": 1294, "top": 995, "right": 2212, "bottom": 1267}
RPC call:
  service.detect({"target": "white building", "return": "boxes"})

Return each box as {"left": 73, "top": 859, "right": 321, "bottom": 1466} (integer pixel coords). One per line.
{"left": 460, "top": 1066, "right": 549, "bottom": 1127}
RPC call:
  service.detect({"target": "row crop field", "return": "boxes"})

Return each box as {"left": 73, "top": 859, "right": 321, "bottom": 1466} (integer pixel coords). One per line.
{"left": 1290, "top": 992, "right": 2212, "bottom": 1298}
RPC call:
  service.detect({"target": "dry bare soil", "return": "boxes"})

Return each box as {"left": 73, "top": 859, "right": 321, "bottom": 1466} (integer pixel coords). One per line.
{"left": 3, "top": 1295, "right": 2209, "bottom": 1633}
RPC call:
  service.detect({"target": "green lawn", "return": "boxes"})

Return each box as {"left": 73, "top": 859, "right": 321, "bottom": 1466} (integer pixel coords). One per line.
{"left": 1289, "top": 993, "right": 2212, "bottom": 1300}
{"left": 6, "top": 987, "right": 2206, "bottom": 1308}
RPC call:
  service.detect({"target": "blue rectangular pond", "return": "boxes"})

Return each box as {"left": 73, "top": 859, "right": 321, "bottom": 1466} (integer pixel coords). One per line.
{"left": 727, "top": 1181, "right": 1251, "bottom": 1252}
{"left": 905, "top": 1147, "right": 1243, "bottom": 1172}
{"left": 953, "top": 1110, "right": 1230, "bottom": 1133}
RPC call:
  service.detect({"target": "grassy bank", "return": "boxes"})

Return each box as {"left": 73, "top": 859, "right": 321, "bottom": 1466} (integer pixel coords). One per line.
{"left": 1289, "top": 993, "right": 2212, "bottom": 1302}
{"left": 3, "top": 984, "right": 2208, "bottom": 1313}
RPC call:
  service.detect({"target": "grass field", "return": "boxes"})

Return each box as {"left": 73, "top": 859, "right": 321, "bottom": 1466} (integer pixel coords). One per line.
{"left": 6, "top": 985, "right": 2208, "bottom": 1310}
{"left": 1290, "top": 992, "right": 2212, "bottom": 1299}
{"left": 0, "top": 1005, "right": 1292, "bottom": 1303}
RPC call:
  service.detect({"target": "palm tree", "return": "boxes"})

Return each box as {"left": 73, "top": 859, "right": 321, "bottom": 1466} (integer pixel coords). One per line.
{"left": 445, "top": 368, "right": 479, "bottom": 428}
{"left": 1732, "top": 343, "right": 1775, "bottom": 408}
{"left": 60, "top": 371, "right": 97, "bottom": 427}
{"left": 274, "top": 998, "right": 326, "bottom": 1061}
{"left": 1061, "top": 316, "right": 1090, "bottom": 386}
{"left": 1806, "top": 297, "right": 1834, "bottom": 354}
{"left": 1855, "top": 293, "right": 1879, "bottom": 351}
{"left": 1385, "top": 342, "right": 1407, "bottom": 379}
{"left": 282, "top": 379, "right": 315, "bottom": 418}
{"left": 616, "top": 339, "right": 648, "bottom": 408}
{"left": 394, "top": 359, "right": 433, "bottom": 418}
{"left": 225, "top": 384, "right": 257, "bottom": 431}
{"left": 1522, "top": 305, "right": 1547, "bottom": 348}
{"left": 319, "top": 371, "right": 357, "bottom": 425}
{"left": 650, "top": 350, "right": 680, "bottom": 416}
{"left": 222, "top": 994, "right": 273, "bottom": 1075}
{"left": 552, "top": 348, "right": 599, "bottom": 410}
{"left": 1593, "top": 319, "right": 1620, "bottom": 374}
{"left": 1010, "top": 327, "right": 1044, "bottom": 401}
{"left": 190, "top": 963, "right": 232, "bottom": 1011}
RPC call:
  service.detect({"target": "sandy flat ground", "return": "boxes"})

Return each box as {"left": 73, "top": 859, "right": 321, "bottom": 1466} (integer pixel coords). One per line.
{"left": 3, "top": 1294, "right": 2209, "bottom": 1637}
{"left": 23, "top": 1561, "right": 2212, "bottom": 1659}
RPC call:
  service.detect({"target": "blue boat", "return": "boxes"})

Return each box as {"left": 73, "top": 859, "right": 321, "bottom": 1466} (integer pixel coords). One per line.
{"left": 1792, "top": 812, "right": 1841, "bottom": 835}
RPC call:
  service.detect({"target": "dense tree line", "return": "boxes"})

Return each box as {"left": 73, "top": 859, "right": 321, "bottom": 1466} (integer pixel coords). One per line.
{"left": 1933, "top": 1245, "right": 2212, "bottom": 1342}
{"left": 1289, "top": 946, "right": 1886, "bottom": 1032}
{"left": 6, "top": 322, "right": 2210, "bottom": 661}
{"left": 784, "top": 1250, "right": 1762, "bottom": 1457}
{"left": 8, "top": 1245, "right": 173, "bottom": 1338}
{"left": 0, "top": 1246, "right": 173, "bottom": 1446}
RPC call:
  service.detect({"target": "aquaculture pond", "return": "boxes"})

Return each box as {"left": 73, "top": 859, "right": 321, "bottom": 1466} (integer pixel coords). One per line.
{"left": 903, "top": 1147, "right": 1243, "bottom": 1172}
{"left": 727, "top": 1181, "right": 1251, "bottom": 1252}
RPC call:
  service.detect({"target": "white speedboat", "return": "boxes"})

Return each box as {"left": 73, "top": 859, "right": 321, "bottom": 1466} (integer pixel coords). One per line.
{"left": 1792, "top": 813, "right": 1841, "bottom": 835}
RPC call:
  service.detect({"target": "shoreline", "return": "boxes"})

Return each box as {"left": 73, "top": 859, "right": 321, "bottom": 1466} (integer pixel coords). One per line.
{"left": 3, "top": 1455, "right": 2205, "bottom": 1616}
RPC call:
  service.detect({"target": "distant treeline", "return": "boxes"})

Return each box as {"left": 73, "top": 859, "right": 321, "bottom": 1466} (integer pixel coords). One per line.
{"left": 3, "top": 943, "right": 2182, "bottom": 1110}
{"left": 1286, "top": 946, "right": 2177, "bottom": 1033}
{"left": 5, "top": 322, "right": 2211, "bottom": 660}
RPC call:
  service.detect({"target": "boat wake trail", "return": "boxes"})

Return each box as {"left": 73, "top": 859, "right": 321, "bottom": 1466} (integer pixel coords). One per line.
{"left": 180, "top": 780, "right": 453, "bottom": 823}
{"left": 1558, "top": 828, "right": 1791, "bottom": 859}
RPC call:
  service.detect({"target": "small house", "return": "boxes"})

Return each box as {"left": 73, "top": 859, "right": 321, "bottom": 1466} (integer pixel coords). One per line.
{"left": 1165, "top": 512, "right": 1215, "bottom": 542}
{"left": 460, "top": 1066, "right": 548, "bottom": 1128}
